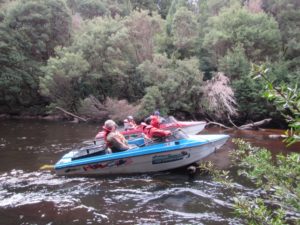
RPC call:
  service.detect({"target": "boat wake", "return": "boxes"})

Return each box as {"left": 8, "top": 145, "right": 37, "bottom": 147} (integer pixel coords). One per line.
{"left": 0, "top": 169, "right": 246, "bottom": 224}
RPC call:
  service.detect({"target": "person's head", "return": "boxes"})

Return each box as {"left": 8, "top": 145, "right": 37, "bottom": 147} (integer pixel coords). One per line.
{"left": 103, "top": 119, "right": 117, "bottom": 131}
{"left": 127, "top": 115, "right": 134, "bottom": 121}
{"left": 154, "top": 110, "right": 160, "bottom": 116}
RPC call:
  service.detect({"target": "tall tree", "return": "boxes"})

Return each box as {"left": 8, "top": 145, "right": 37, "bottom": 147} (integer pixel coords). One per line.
{"left": 0, "top": 24, "right": 42, "bottom": 114}
{"left": 203, "top": 6, "right": 282, "bottom": 63}
{"left": 160, "top": 1, "right": 199, "bottom": 59}
{"left": 261, "top": 0, "right": 300, "bottom": 62}
{"left": 130, "top": 0, "right": 157, "bottom": 13}
{"left": 139, "top": 55, "right": 205, "bottom": 118}
{"left": 218, "top": 45, "right": 274, "bottom": 121}
{"left": 76, "top": 0, "right": 108, "bottom": 19}
{"left": 124, "top": 11, "right": 163, "bottom": 64}
{"left": 0, "top": 0, "right": 72, "bottom": 114}
{"left": 5, "top": 0, "right": 72, "bottom": 61}
{"left": 69, "top": 17, "right": 134, "bottom": 101}
{"left": 40, "top": 49, "right": 90, "bottom": 112}
{"left": 171, "top": 7, "right": 198, "bottom": 58}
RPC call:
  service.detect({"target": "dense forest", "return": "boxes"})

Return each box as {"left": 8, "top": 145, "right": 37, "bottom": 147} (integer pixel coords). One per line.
{"left": 0, "top": 0, "right": 299, "bottom": 125}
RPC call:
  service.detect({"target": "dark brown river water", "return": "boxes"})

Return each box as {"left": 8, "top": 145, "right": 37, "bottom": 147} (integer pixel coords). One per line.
{"left": 0, "top": 120, "right": 299, "bottom": 225}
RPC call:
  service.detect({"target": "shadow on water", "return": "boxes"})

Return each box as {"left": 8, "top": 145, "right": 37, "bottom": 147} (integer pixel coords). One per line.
{"left": 0, "top": 120, "right": 297, "bottom": 225}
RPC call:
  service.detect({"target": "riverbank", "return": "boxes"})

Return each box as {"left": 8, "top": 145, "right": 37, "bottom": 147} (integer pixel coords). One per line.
{"left": 0, "top": 113, "right": 105, "bottom": 123}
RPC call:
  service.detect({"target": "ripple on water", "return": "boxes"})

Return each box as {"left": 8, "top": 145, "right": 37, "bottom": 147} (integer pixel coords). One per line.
{"left": 0, "top": 170, "right": 110, "bottom": 224}
{"left": 0, "top": 170, "right": 80, "bottom": 207}
{"left": 0, "top": 170, "right": 245, "bottom": 225}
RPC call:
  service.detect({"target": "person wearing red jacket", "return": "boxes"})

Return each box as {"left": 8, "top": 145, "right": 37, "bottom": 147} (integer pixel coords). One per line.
{"left": 150, "top": 111, "right": 161, "bottom": 128}
{"left": 124, "top": 115, "right": 137, "bottom": 131}
{"left": 140, "top": 122, "right": 171, "bottom": 141}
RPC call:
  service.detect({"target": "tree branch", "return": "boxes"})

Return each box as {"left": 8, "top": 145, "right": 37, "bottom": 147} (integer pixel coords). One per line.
{"left": 55, "top": 107, "right": 88, "bottom": 122}
{"left": 206, "top": 118, "right": 272, "bottom": 130}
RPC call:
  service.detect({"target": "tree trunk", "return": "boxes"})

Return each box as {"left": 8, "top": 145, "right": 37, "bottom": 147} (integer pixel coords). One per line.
{"left": 55, "top": 107, "right": 88, "bottom": 122}
{"left": 207, "top": 118, "right": 272, "bottom": 130}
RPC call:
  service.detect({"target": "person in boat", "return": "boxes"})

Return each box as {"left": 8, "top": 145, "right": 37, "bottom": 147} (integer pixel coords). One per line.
{"left": 94, "top": 130, "right": 105, "bottom": 140}
{"left": 140, "top": 122, "right": 171, "bottom": 142}
{"left": 123, "top": 115, "right": 137, "bottom": 131}
{"left": 145, "top": 110, "right": 165, "bottom": 128}
{"left": 103, "top": 119, "right": 130, "bottom": 153}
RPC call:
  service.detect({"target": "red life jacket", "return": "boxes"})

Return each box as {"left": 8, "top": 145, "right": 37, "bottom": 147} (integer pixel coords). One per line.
{"left": 144, "top": 125, "right": 171, "bottom": 139}
{"left": 103, "top": 128, "right": 112, "bottom": 148}
{"left": 150, "top": 115, "right": 160, "bottom": 128}
{"left": 104, "top": 128, "right": 127, "bottom": 150}
{"left": 95, "top": 131, "right": 105, "bottom": 139}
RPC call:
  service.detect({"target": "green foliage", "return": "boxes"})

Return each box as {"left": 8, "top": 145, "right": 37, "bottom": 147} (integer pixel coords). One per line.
{"left": 0, "top": 0, "right": 72, "bottom": 114}
{"left": 139, "top": 86, "right": 168, "bottom": 117}
{"left": 139, "top": 56, "right": 204, "bottom": 117}
{"left": 0, "top": 24, "right": 38, "bottom": 111}
{"left": 5, "top": 0, "right": 72, "bottom": 61}
{"left": 156, "top": 0, "right": 172, "bottom": 19}
{"left": 160, "top": 0, "right": 196, "bottom": 58}
{"left": 137, "top": 54, "right": 170, "bottom": 87}
{"left": 218, "top": 45, "right": 273, "bottom": 121}
{"left": 40, "top": 49, "right": 90, "bottom": 112}
{"left": 130, "top": 0, "right": 157, "bottom": 13}
{"left": 124, "top": 10, "right": 163, "bottom": 64}
{"left": 171, "top": 7, "right": 198, "bottom": 57}
{"left": 218, "top": 44, "right": 250, "bottom": 80}
{"left": 224, "top": 63, "right": 300, "bottom": 224}
{"left": 234, "top": 197, "right": 287, "bottom": 225}
{"left": 69, "top": 12, "right": 163, "bottom": 103}
{"left": 161, "top": 58, "right": 204, "bottom": 116}
{"left": 204, "top": 6, "right": 282, "bottom": 61}
{"left": 232, "top": 139, "right": 274, "bottom": 186}
{"left": 199, "top": 0, "right": 232, "bottom": 17}
{"left": 77, "top": 0, "right": 108, "bottom": 19}
{"left": 212, "top": 169, "right": 234, "bottom": 187}
{"left": 0, "top": 0, "right": 298, "bottom": 124}
{"left": 231, "top": 139, "right": 300, "bottom": 222}
{"left": 264, "top": 59, "right": 300, "bottom": 86}
{"left": 262, "top": 0, "right": 300, "bottom": 61}
{"left": 196, "top": 161, "right": 234, "bottom": 186}
{"left": 251, "top": 64, "right": 300, "bottom": 145}
{"left": 70, "top": 17, "right": 136, "bottom": 101}
{"left": 67, "top": 0, "right": 132, "bottom": 18}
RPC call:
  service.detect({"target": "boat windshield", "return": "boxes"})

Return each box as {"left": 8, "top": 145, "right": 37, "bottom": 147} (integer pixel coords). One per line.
{"left": 72, "top": 144, "right": 106, "bottom": 160}
{"left": 143, "top": 128, "right": 188, "bottom": 145}
{"left": 171, "top": 128, "right": 189, "bottom": 140}
{"left": 162, "top": 116, "right": 178, "bottom": 124}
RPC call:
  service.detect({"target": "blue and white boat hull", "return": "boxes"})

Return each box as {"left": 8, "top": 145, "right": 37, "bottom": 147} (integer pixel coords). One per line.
{"left": 55, "top": 134, "right": 229, "bottom": 176}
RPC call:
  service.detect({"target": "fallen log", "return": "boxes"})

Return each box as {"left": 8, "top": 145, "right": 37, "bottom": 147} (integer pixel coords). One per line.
{"left": 268, "top": 134, "right": 287, "bottom": 139}
{"left": 239, "top": 118, "right": 272, "bottom": 130}
{"left": 206, "top": 118, "right": 272, "bottom": 130}
{"left": 55, "top": 107, "right": 88, "bottom": 122}
{"left": 206, "top": 121, "right": 232, "bottom": 129}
